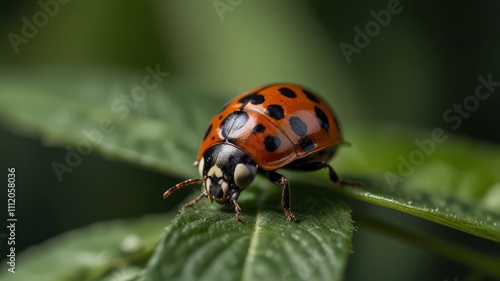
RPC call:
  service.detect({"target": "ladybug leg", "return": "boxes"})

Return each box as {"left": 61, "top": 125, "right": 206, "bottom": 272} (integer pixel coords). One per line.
{"left": 181, "top": 192, "right": 207, "bottom": 210}
{"left": 290, "top": 161, "right": 362, "bottom": 187}
{"left": 325, "top": 164, "right": 363, "bottom": 187}
{"left": 232, "top": 199, "right": 242, "bottom": 222}
{"left": 260, "top": 169, "right": 296, "bottom": 222}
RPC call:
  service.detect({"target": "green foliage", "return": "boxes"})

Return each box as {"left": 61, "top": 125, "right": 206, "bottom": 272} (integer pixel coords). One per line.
{"left": 334, "top": 176, "right": 500, "bottom": 242}
{"left": 3, "top": 213, "right": 175, "bottom": 281}
{"left": 0, "top": 68, "right": 499, "bottom": 280}
{"left": 143, "top": 187, "right": 353, "bottom": 281}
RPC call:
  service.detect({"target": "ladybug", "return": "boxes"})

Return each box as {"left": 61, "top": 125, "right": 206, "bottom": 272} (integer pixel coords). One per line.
{"left": 163, "top": 83, "right": 361, "bottom": 221}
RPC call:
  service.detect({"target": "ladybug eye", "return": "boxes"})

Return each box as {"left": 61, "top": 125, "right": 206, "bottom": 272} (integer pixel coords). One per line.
{"left": 198, "top": 157, "right": 205, "bottom": 177}
{"left": 233, "top": 163, "right": 256, "bottom": 189}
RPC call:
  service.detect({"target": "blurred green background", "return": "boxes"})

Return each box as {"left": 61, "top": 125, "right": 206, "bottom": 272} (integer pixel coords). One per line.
{"left": 1, "top": 0, "right": 499, "bottom": 280}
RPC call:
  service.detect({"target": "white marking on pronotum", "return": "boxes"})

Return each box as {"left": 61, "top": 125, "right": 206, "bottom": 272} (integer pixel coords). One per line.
{"left": 205, "top": 178, "right": 212, "bottom": 192}
{"left": 221, "top": 181, "right": 229, "bottom": 194}
{"left": 197, "top": 157, "right": 205, "bottom": 177}
{"left": 207, "top": 165, "right": 223, "bottom": 178}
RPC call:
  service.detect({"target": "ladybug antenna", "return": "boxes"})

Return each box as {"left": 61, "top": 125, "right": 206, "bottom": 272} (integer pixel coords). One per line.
{"left": 163, "top": 178, "right": 205, "bottom": 199}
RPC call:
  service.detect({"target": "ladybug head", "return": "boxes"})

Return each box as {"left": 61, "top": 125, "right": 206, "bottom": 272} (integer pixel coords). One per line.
{"left": 197, "top": 143, "right": 257, "bottom": 206}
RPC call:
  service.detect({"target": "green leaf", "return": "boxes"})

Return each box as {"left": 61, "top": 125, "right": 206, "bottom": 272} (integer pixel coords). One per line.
{"left": 330, "top": 126, "right": 500, "bottom": 242}
{"left": 334, "top": 176, "right": 500, "bottom": 242}
{"left": 142, "top": 185, "right": 353, "bottom": 281}
{"left": 0, "top": 213, "right": 175, "bottom": 281}
{"left": 354, "top": 214, "right": 500, "bottom": 279}
{"left": 0, "top": 66, "right": 223, "bottom": 179}
{"left": 343, "top": 127, "right": 500, "bottom": 210}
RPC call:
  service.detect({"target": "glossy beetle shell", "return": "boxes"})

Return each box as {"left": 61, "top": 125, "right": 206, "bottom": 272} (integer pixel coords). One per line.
{"left": 197, "top": 84, "right": 343, "bottom": 170}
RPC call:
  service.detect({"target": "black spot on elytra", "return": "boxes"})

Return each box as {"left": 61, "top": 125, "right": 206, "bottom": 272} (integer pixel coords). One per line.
{"left": 203, "top": 123, "right": 212, "bottom": 140}
{"left": 252, "top": 124, "right": 266, "bottom": 134}
{"left": 289, "top": 116, "right": 308, "bottom": 136}
{"left": 279, "top": 87, "right": 297, "bottom": 98}
{"left": 303, "top": 89, "right": 320, "bottom": 103}
{"left": 220, "top": 112, "right": 249, "bottom": 139}
{"left": 314, "top": 106, "right": 329, "bottom": 131}
{"left": 265, "top": 104, "right": 285, "bottom": 120}
{"left": 264, "top": 135, "right": 281, "bottom": 152}
{"left": 299, "top": 136, "right": 315, "bottom": 152}
{"left": 238, "top": 93, "right": 265, "bottom": 106}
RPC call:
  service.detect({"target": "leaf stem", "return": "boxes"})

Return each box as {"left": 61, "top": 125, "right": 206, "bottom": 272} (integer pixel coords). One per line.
{"left": 353, "top": 213, "right": 500, "bottom": 279}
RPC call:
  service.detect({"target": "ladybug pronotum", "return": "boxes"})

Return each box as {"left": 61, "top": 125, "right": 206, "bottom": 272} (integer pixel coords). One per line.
{"left": 163, "top": 83, "right": 361, "bottom": 221}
